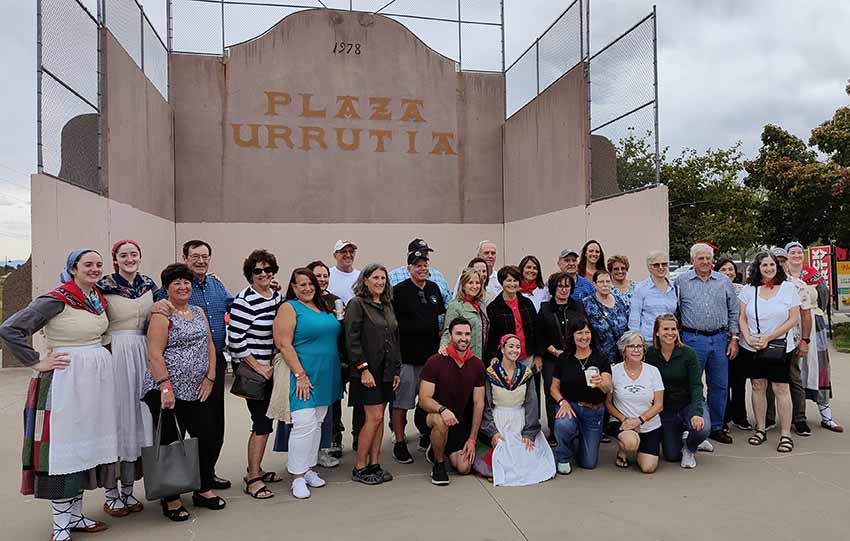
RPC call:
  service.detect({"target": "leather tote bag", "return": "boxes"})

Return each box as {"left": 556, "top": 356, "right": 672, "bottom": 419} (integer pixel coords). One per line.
{"left": 141, "top": 411, "right": 201, "bottom": 501}
{"left": 230, "top": 361, "right": 269, "bottom": 401}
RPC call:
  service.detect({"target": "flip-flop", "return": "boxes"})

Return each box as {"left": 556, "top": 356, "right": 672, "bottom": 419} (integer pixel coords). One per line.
{"left": 615, "top": 454, "right": 630, "bottom": 468}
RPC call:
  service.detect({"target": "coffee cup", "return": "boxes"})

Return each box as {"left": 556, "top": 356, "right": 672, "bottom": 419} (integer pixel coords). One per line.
{"left": 584, "top": 366, "right": 600, "bottom": 387}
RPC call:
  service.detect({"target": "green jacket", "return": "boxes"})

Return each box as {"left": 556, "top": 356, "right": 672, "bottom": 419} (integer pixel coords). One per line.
{"left": 439, "top": 299, "right": 488, "bottom": 360}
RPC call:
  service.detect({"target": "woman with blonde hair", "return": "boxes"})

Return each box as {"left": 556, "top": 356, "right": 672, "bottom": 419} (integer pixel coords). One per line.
{"left": 441, "top": 268, "right": 489, "bottom": 359}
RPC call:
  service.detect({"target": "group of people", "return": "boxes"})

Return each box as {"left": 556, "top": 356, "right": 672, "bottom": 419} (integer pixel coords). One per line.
{"left": 0, "top": 236, "right": 843, "bottom": 541}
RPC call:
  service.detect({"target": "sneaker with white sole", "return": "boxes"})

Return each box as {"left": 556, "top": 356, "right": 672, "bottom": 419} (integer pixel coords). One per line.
{"left": 557, "top": 462, "right": 571, "bottom": 475}
{"left": 291, "top": 478, "right": 310, "bottom": 499}
{"left": 681, "top": 447, "right": 697, "bottom": 469}
{"left": 317, "top": 449, "right": 340, "bottom": 468}
{"left": 304, "top": 470, "right": 326, "bottom": 488}
{"left": 697, "top": 439, "right": 714, "bottom": 452}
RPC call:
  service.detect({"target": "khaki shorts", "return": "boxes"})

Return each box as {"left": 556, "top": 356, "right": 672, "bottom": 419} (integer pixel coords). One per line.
{"left": 393, "top": 363, "right": 424, "bottom": 410}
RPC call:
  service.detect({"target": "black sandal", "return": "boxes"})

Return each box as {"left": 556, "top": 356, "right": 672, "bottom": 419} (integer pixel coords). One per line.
{"left": 244, "top": 476, "right": 275, "bottom": 499}
{"left": 615, "top": 454, "right": 630, "bottom": 468}
{"left": 192, "top": 492, "right": 227, "bottom": 510}
{"left": 160, "top": 500, "right": 190, "bottom": 522}
{"left": 258, "top": 470, "right": 284, "bottom": 483}
{"left": 777, "top": 435, "right": 794, "bottom": 453}
{"left": 748, "top": 430, "right": 767, "bottom": 446}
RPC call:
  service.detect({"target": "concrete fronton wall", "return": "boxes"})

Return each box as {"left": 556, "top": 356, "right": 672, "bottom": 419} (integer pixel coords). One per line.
{"left": 31, "top": 174, "right": 176, "bottom": 298}
{"left": 102, "top": 29, "right": 175, "bottom": 221}
{"left": 503, "top": 65, "right": 589, "bottom": 222}
{"left": 171, "top": 9, "right": 504, "bottom": 224}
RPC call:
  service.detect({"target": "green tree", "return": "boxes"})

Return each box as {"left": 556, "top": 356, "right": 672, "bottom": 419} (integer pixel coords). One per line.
{"left": 809, "top": 79, "right": 850, "bottom": 167}
{"left": 614, "top": 131, "right": 760, "bottom": 261}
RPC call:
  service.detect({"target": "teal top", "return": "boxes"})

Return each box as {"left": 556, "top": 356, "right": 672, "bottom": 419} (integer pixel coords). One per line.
{"left": 288, "top": 300, "right": 343, "bottom": 411}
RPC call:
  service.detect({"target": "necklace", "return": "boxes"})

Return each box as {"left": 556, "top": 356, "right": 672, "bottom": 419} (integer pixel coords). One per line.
{"left": 625, "top": 363, "right": 642, "bottom": 379}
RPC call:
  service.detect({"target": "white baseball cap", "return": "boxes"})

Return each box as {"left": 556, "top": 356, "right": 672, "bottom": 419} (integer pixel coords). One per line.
{"left": 334, "top": 240, "right": 357, "bottom": 252}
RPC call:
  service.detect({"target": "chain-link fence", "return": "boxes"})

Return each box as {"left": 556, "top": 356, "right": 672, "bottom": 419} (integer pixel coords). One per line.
{"left": 37, "top": 0, "right": 170, "bottom": 195}
{"left": 103, "top": 0, "right": 169, "bottom": 100}
{"left": 505, "top": 0, "right": 583, "bottom": 118}
{"left": 38, "top": 0, "right": 101, "bottom": 192}
{"left": 588, "top": 8, "right": 658, "bottom": 200}
{"left": 168, "top": 0, "right": 504, "bottom": 72}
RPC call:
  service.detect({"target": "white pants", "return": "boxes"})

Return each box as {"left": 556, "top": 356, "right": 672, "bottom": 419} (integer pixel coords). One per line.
{"left": 287, "top": 406, "right": 328, "bottom": 475}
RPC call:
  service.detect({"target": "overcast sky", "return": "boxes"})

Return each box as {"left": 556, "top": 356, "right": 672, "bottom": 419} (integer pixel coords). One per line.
{"left": 1, "top": 0, "right": 848, "bottom": 260}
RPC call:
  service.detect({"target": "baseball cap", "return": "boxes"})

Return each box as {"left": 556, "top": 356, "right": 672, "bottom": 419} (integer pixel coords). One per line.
{"left": 333, "top": 240, "right": 357, "bottom": 252}
{"left": 770, "top": 247, "right": 789, "bottom": 259}
{"left": 407, "top": 250, "right": 430, "bottom": 265}
{"left": 559, "top": 248, "right": 579, "bottom": 259}
{"left": 407, "top": 238, "right": 434, "bottom": 253}
{"left": 784, "top": 241, "right": 804, "bottom": 252}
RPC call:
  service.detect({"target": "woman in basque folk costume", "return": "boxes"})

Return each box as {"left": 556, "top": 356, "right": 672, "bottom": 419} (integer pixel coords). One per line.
{"left": 0, "top": 250, "right": 121, "bottom": 541}
{"left": 96, "top": 240, "right": 158, "bottom": 515}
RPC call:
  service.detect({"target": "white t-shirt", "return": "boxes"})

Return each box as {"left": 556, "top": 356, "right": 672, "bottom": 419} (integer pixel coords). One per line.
{"left": 523, "top": 287, "right": 551, "bottom": 312}
{"left": 328, "top": 267, "right": 360, "bottom": 305}
{"left": 611, "top": 362, "right": 664, "bottom": 433}
{"left": 738, "top": 281, "right": 801, "bottom": 353}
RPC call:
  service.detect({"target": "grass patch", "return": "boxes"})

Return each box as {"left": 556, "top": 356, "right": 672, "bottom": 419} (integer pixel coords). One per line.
{"left": 833, "top": 322, "right": 850, "bottom": 353}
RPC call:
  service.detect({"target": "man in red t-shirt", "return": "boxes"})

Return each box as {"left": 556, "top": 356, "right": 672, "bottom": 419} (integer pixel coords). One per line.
{"left": 417, "top": 317, "right": 485, "bottom": 485}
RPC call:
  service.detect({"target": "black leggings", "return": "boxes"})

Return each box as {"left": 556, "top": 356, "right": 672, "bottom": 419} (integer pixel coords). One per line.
{"left": 144, "top": 391, "right": 217, "bottom": 496}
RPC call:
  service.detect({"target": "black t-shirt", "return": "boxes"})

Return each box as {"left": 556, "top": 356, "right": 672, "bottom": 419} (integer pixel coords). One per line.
{"left": 420, "top": 353, "right": 485, "bottom": 423}
{"left": 553, "top": 349, "right": 611, "bottom": 405}
{"left": 392, "top": 279, "right": 446, "bottom": 365}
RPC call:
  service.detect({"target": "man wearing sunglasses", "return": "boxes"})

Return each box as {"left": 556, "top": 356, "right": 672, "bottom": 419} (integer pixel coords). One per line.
{"left": 390, "top": 250, "right": 446, "bottom": 464}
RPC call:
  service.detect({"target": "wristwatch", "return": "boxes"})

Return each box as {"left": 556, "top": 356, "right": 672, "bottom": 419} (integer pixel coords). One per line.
{"left": 438, "top": 406, "right": 447, "bottom": 414}
{"left": 801, "top": 337, "right": 811, "bottom": 344}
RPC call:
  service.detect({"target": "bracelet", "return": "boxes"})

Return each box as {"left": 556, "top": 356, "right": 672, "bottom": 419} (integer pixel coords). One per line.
{"left": 204, "top": 375, "right": 215, "bottom": 383}
{"left": 295, "top": 371, "right": 306, "bottom": 379}
{"left": 438, "top": 405, "right": 447, "bottom": 414}
{"left": 155, "top": 377, "right": 170, "bottom": 386}
{"left": 638, "top": 415, "right": 646, "bottom": 424}
{"left": 160, "top": 386, "right": 171, "bottom": 394}
{"left": 558, "top": 399, "right": 567, "bottom": 406}
{"left": 356, "top": 362, "right": 369, "bottom": 371}
{"left": 467, "top": 438, "right": 476, "bottom": 445}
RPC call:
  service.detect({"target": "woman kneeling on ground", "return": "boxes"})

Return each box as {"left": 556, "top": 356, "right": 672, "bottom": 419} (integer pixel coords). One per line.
{"left": 607, "top": 331, "right": 665, "bottom": 473}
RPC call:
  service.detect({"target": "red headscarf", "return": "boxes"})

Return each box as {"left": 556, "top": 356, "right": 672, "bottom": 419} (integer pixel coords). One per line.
{"left": 111, "top": 239, "right": 141, "bottom": 272}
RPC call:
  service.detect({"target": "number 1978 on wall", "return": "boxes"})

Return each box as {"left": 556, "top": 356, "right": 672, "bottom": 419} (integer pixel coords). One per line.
{"left": 333, "top": 42, "right": 361, "bottom": 55}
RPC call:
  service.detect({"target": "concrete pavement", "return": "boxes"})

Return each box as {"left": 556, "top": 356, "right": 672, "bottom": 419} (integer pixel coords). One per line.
{"left": 1, "top": 349, "right": 848, "bottom": 541}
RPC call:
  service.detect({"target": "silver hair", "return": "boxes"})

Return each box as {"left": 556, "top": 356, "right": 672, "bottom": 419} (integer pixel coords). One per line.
{"left": 617, "top": 330, "right": 646, "bottom": 355}
{"left": 352, "top": 263, "right": 393, "bottom": 304}
{"left": 690, "top": 243, "right": 714, "bottom": 259}
{"left": 477, "top": 240, "right": 496, "bottom": 255}
{"left": 645, "top": 250, "right": 668, "bottom": 268}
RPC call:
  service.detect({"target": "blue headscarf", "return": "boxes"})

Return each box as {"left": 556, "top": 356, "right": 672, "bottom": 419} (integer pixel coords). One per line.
{"left": 60, "top": 249, "right": 99, "bottom": 283}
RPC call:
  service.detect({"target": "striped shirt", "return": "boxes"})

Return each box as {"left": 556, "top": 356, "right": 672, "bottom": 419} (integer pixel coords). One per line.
{"left": 227, "top": 286, "right": 282, "bottom": 365}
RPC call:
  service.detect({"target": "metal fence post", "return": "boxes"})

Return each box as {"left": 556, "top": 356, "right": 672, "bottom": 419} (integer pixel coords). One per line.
{"left": 167, "top": 0, "right": 173, "bottom": 52}
{"left": 140, "top": 3, "right": 145, "bottom": 72}
{"left": 535, "top": 41, "right": 540, "bottom": 94}
{"left": 97, "top": 0, "right": 104, "bottom": 192}
{"left": 652, "top": 5, "right": 659, "bottom": 184}
{"left": 586, "top": 0, "right": 592, "bottom": 203}
{"left": 36, "top": 0, "right": 43, "bottom": 173}
{"left": 221, "top": 0, "right": 226, "bottom": 54}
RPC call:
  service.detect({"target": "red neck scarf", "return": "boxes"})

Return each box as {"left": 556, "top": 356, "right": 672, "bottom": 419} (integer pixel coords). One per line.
{"left": 462, "top": 294, "right": 480, "bottom": 310}
{"left": 519, "top": 280, "right": 537, "bottom": 295}
{"left": 761, "top": 278, "right": 776, "bottom": 289}
{"left": 48, "top": 280, "right": 107, "bottom": 315}
{"left": 447, "top": 343, "right": 473, "bottom": 367}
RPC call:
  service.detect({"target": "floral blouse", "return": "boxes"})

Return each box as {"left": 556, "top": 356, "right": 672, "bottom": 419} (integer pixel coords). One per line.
{"left": 582, "top": 294, "right": 629, "bottom": 365}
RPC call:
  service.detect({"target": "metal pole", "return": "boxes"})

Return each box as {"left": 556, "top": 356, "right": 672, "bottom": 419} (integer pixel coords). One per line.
{"left": 221, "top": 0, "right": 226, "bottom": 54}
{"left": 579, "top": 0, "right": 584, "bottom": 60}
{"left": 652, "top": 5, "right": 660, "bottom": 185}
{"left": 586, "top": 0, "right": 592, "bottom": 203}
{"left": 36, "top": 0, "right": 43, "bottom": 173}
{"left": 97, "top": 0, "right": 104, "bottom": 192}
{"left": 500, "top": 0, "right": 506, "bottom": 118}
{"left": 140, "top": 4, "right": 145, "bottom": 72}
{"left": 535, "top": 41, "right": 540, "bottom": 94}
{"left": 167, "top": 0, "right": 173, "bottom": 51}
{"left": 457, "top": 0, "right": 462, "bottom": 70}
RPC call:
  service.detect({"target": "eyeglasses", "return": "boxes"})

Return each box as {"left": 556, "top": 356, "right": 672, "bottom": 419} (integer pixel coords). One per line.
{"left": 252, "top": 267, "right": 278, "bottom": 276}
{"left": 556, "top": 284, "right": 572, "bottom": 290}
{"left": 650, "top": 262, "right": 669, "bottom": 268}
{"left": 624, "top": 344, "right": 645, "bottom": 350}
{"left": 188, "top": 254, "right": 210, "bottom": 262}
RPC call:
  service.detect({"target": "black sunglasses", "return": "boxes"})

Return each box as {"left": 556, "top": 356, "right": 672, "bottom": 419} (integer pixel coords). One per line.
{"left": 252, "top": 266, "right": 278, "bottom": 276}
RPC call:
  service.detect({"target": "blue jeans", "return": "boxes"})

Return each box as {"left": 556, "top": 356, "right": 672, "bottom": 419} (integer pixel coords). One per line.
{"left": 660, "top": 402, "right": 711, "bottom": 462}
{"left": 553, "top": 402, "right": 605, "bottom": 469}
{"left": 683, "top": 331, "right": 728, "bottom": 432}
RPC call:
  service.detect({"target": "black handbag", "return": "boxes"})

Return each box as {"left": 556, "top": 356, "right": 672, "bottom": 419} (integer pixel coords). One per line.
{"left": 230, "top": 361, "right": 269, "bottom": 401}
{"left": 753, "top": 286, "right": 787, "bottom": 363}
{"left": 141, "top": 412, "right": 201, "bottom": 501}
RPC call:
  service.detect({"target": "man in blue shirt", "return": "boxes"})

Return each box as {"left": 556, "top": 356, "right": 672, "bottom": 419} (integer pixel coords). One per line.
{"left": 675, "top": 243, "right": 739, "bottom": 445}
{"left": 388, "top": 238, "right": 452, "bottom": 307}
{"left": 557, "top": 248, "right": 595, "bottom": 301}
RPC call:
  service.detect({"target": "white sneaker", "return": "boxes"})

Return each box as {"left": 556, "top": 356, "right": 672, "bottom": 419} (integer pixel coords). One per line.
{"left": 291, "top": 478, "right": 310, "bottom": 499}
{"left": 317, "top": 449, "right": 340, "bottom": 468}
{"left": 680, "top": 447, "right": 697, "bottom": 469}
{"left": 557, "top": 462, "right": 572, "bottom": 475}
{"left": 304, "top": 470, "right": 326, "bottom": 488}
{"left": 697, "top": 440, "right": 714, "bottom": 452}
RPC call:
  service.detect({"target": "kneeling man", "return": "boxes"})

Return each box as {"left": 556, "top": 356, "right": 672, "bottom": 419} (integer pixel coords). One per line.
{"left": 416, "top": 317, "right": 485, "bottom": 485}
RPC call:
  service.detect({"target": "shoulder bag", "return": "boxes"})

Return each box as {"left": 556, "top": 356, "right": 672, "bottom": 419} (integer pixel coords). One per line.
{"left": 230, "top": 361, "right": 270, "bottom": 401}
{"left": 753, "top": 285, "right": 787, "bottom": 363}
{"left": 141, "top": 411, "right": 201, "bottom": 500}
